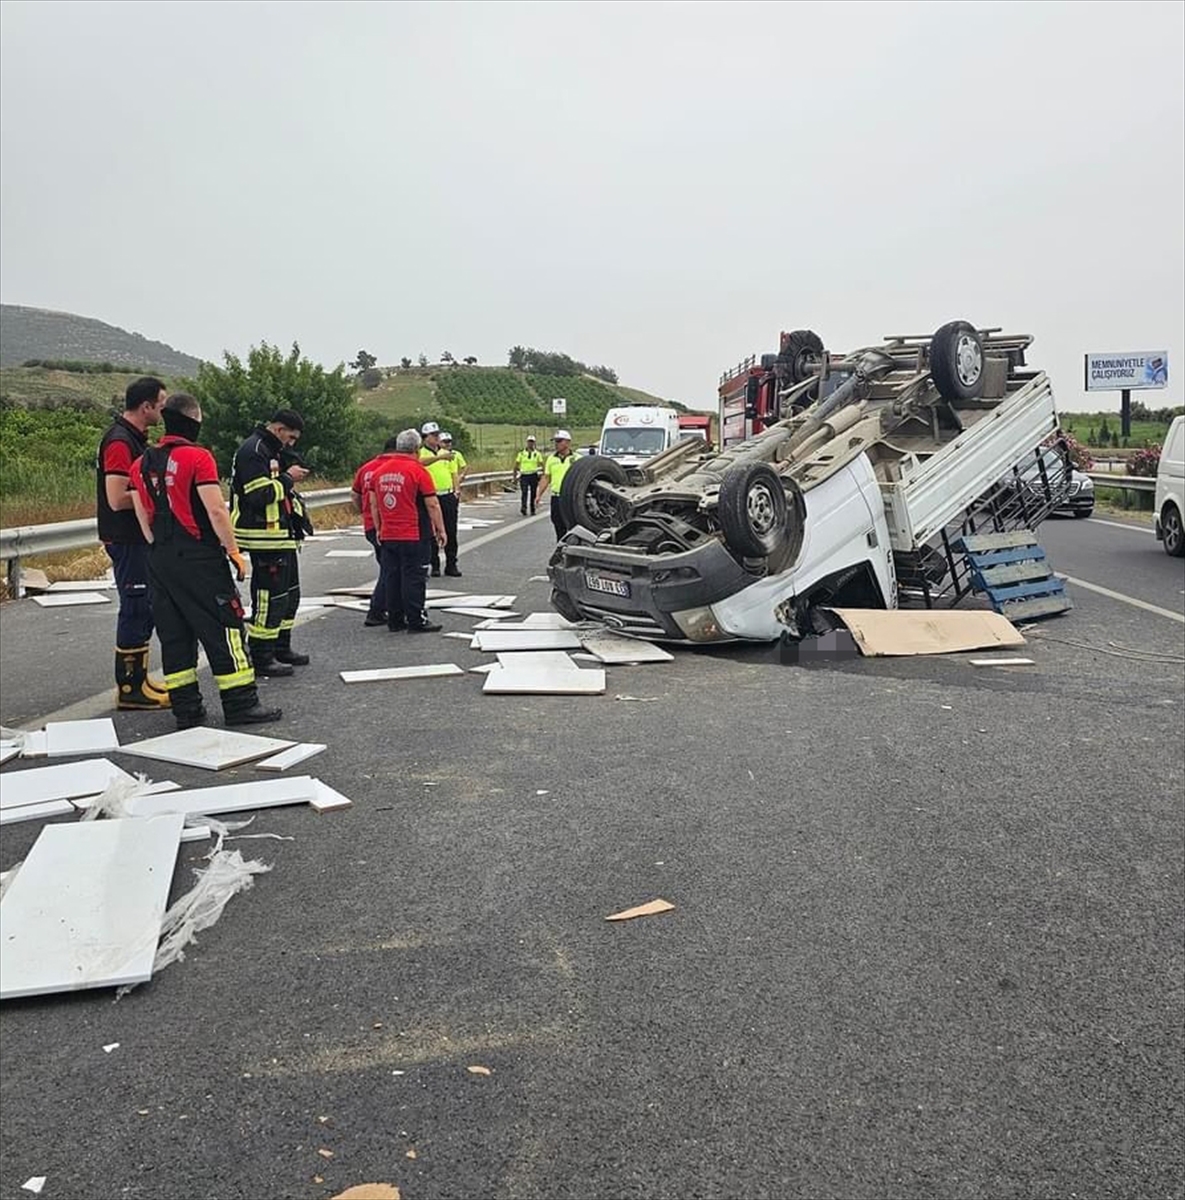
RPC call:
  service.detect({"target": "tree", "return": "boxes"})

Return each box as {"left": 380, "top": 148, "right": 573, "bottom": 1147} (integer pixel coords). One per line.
{"left": 400, "top": 357, "right": 413, "bottom": 370}
{"left": 359, "top": 368, "right": 383, "bottom": 390}
{"left": 508, "top": 345, "right": 527, "bottom": 370}
{"left": 417, "top": 353, "right": 429, "bottom": 367}
{"left": 183, "top": 341, "right": 362, "bottom": 478}
{"left": 1098, "top": 417, "right": 1111, "bottom": 444}
{"left": 350, "top": 349, "right": 377, "bottom": 372}
{"left": 463, "top": 355, "right": 478, "bottom": 365}
{"left": 440, "top": 350, "right": 454, "bottom": 364}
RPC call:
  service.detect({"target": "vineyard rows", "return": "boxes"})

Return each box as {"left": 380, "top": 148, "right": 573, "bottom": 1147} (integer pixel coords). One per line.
{"left": 434, "top": 368, "right": 628, "bottom": 426}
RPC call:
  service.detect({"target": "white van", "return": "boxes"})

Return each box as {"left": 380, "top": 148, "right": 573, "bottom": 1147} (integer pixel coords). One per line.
{"left": 599, "top": 406, "right": 682, "bottom": 468}
{"left": 1154, "top": 415, "right": 1185, "bottom": 557}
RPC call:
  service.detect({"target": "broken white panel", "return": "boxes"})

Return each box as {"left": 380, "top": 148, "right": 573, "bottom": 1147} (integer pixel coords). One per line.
{"left": 495, "top": 651, "right": 582, "bottom": 672}
{"left": 571, "top": 653, "right": 601, "bottom": 664}
{"left": 517, "top": 612, "right": 577, "bottom": 629}
{"left": 442, "top": 607, "right": 520, "bottom": 620}
{"left": 425, "top": 594, "right": 509, "bottom": 609}
{"left": 332, "top": 598, "right": 371, "bottom": 612}
{"left": 117, "top": 727, "right": 294, "bottom": 772}
{"left": 460, "top": 518, "right": 503, "bottom": 527}
{"left": 0, "top": 813, "right": 185, "bottom": 1000}
{"left": 475, "top": 629, "right": 582, "bottom": 653}
{"left": 310, "top": 780, "right": 352, "bottom": 812}
{"left": 254, "top": 743, "right": 327, "bottom": 772}
{"left": 328, "top": 585, "right": 375, "bottom": 597}
{"left": 31, "top": 592, "right": 110, "bottom": 607}
{"left": 969, "top": 657, "right": 1035, "bottom": 666}
{"left": 340, "top": 664, "right": 465, "bottom": 683}
{"left": 45, "top": 579, "right": 116, "bottom": 592}
{"left": 19, "top": 732, "right": 47, "bottom": 758}
{"left": 483, "top": 665, "right": 606, "bottom": 695}
{"left": 469, "top": 663, "right": 498, "bottom": 674}
{"left": 442, "top": 631, "right": 476, "bottom": 640}
{"left": 72, "top": 780, "right": 182, "bottom": 810}
{"left": 425, "top": 588, "right": 464, "bottom": 599}
{"left": 0, "top": 744, "right": 19, "bottom": 767}
{"left": 180, "top": 824, "right": 212, "bottom": 843}
{"left": 293, "top": 595, "right": 339, "bottom": 608}
{"left": 45, "top": 718, "right": 119, "bottom": 758}
{"left": 580, "top": 634, "right": 674, "bottom": 664}
{"left": 122, "top": 775, "right": 318, "bottom": 818}
{"left": 324, "top": 550, "right": 374, "bottom": 558}
{"left": 0, "top": 759, "right": 135, "bottom": 811}
{"left": 0, "top": 799, "right": 76, "bottom": 826}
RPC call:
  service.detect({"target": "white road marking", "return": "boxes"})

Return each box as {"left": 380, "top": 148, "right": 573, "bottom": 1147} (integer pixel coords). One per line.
{"left": 1085, "top": 518, "right": 1155, "bottom": 536}
{"left": 1058, "top": 574, "right": 1185, "bottom": 624}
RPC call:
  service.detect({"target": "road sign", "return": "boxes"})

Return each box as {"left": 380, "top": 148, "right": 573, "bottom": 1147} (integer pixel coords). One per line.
{"left": 1084, "top": 352, "right": 1169, "bottom": 392}
{"left": 551, "top": 397, "right": 567, "bottom": 415}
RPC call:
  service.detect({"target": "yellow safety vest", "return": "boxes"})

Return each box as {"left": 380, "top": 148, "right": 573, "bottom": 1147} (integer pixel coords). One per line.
{"left": 450, "top": 451, "right": 467, "bottom": 485}
{"left": 516, "top": 449, "right": 544, "bottom": 474}
{"left": 545, "top": 451, "right": 580, "bottom": 494}
{"left": 420, "top": 447, "right": 455, "bottom": 493}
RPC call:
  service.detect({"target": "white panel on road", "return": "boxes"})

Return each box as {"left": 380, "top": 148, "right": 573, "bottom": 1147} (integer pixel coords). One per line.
{"left": 45, "top": 580, "right": 116, "bottom": 592}
{"left": 254, "top": 743, "right": 327, "bottom": 772}
{"left": 0, "top": 813, "right": 184, "bottom": 999}
{"left": 425, "top": 594, "right": 512, "bottom": 609}
{"left": 580, "top": 635, "right": 674, "bottom": 664}
{"left": 310, "top": 780, "right": 352, "bottom": 812}
{"left": 482, "top": 665, "right": 606, "bottom": 695}
{"left": 19, "top": 732, "right": 47, "bottom": 758}
{"left": 442, "top": 631, "right": 477, "bottom": 640}
{"left": 328, "top": 586, "right": 375, "bottom": 597}
{"left": 118, "top": 728, "right": 294, "bottom": 772}
{"left": 0, "top": 759, "right": 134, "bottom": 811}
{"left": 475, "top": 630, "right": 582, "bottom": 653}
{"left": 324, "top": 550, "right": 374, "bottom": 558}
{"left": 332, "top": 598, "right": 371, "bottom": 612}
{"left": 442, "top": 607, "right": 520, "bottom": 620}
{"left": 123, "top": 775, "right": 318, "bottom": 818}
{"left": 0, "top": 744, "right": 20, "bottom": 767}
{"left": 46, "top": 718, "right": 119, "bottom": 758}
{"left": 340, "top": 664, "right": 465, "bottom": 683}
{"left": 73, "top": 780, "right": 182, "bottom": 810}
{"left": 495, "top": 651, "right": 581, "bottom": 672}
{"left": 31, "top": 592, "right": 110, "bottom": 607}
{"left": 517, "top": 613, "right": 577, "bottom": 628}
{"left": 425, "top": 589, "right": 465, "bottom": 599}
{"left": 0, "top": 799, "right": 77, "bottom": 826}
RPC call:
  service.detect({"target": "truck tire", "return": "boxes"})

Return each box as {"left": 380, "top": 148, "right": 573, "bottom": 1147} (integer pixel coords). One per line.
{"left": 929, "top": 320, "right": 985, "bottom": 400}
{"left": 718, "top": 462, "right": 789, "bottom": 558}
{"left": 563, "top": 455, "right": 630, "bottom": 533}
{"left": 778, "top": 330, "right": 825, "bottom": 383}
{"left": 1162, "top": 502, "right": 1185, "bottom": 557}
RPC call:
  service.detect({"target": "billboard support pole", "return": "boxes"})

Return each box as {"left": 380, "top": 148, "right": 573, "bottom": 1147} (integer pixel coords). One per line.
{"left": 1121, "top": 389, "right": 1131, "bottom": 440}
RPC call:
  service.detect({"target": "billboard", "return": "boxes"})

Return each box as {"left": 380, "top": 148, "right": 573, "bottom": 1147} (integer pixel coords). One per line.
{"left": 1084, "top": 351, "right": 1169, "bottom": 392}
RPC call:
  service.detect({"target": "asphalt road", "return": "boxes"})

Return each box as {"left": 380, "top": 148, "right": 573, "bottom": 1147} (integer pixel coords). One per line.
{"left": 0, "top": 497, "right": 1182, "bottom": 1200}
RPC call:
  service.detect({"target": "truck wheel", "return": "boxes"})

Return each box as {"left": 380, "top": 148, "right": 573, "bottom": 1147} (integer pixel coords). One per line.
{"left": 1163, "top": 502, "right": 1185, "bottom": 557}
{"left": 718, "top": 462, "right": 788, "bottom": 558}
{"left": 778, "top": 330, "right": 825, "bottom": 384}
{"left": 564, "top": 455, "right": 630, "bottom": 533}
{"left": 929, "top": 320, "right": 985, "bottom": 400}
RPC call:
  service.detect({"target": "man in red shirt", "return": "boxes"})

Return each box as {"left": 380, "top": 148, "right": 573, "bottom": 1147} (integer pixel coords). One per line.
{"left": 369, "top": 428, "right": 447, "bottom": 633}
{"left": 129, "top": 392, "right": 280, "bottom": 729}
{"left": 351, "top": 435, "right": 399, "bottom": 627}
{"left": 96, "top": 375, "right": 169, "bottom": 709}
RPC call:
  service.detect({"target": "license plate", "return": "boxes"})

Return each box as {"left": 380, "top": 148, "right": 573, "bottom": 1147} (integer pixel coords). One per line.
{"left": 585, "top": 572, "right": 630, "bottom": 598}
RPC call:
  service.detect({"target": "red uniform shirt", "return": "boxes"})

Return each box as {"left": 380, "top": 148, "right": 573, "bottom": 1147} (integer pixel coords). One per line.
{"left": 372, "top": 453, "right": 436, "bottom": 542}
{"left": 130, "top": 435, "right": 221, "bottom": 542}
{"left": 352, "top": 454, "right": 384, "bottom": 533}
{"left": 101, "top": 436, "right": 137, "bottom": 477}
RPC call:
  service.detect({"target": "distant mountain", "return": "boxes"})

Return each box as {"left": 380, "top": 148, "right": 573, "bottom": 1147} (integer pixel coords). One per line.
{"left": 0, "top": 304, "right": 204, "bottom": 375}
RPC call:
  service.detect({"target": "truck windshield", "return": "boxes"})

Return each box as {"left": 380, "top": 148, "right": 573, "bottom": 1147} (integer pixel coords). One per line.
{"left": 602, "top": 428, "right": 667, "bottom": 456}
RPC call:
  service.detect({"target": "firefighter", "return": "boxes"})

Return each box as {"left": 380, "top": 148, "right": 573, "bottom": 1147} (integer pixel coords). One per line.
{"left": 128, "top": 393, "right": 280, "bottom": 729}
{"left": 230, "top": 409, "right": 309, "bottom": 676}
{"left": 537, "top": 429, "right": 581, "bottom": 540}
{"left": 96, "top": 375, "right": 170, "bottom": 710}
{"left": 351, "top": 435, "right": 399, "bottom": 627}
{"left": 418, "top": 421, "right": 461, "bottom": 577}
{"left": 513, "top": 434, "right": 544, "bottom": 516}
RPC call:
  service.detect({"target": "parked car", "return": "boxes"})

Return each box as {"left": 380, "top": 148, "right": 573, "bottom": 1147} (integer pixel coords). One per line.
{"left": 1056, "top": 469, "right": 1094, "bottom": 518}
{"left": 1154, "top": 415, "right": 1185, "bottom": 557}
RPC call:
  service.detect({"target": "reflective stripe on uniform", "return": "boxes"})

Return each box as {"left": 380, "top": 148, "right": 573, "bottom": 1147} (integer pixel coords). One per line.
{"left": 214, "top": 667, "right": 256, "bottom": 691}
{"left": 225, "top": 627, "right": 251, "bottom": 676}
{"left": 164, "top": 668, "right": 199, "bottom": 689}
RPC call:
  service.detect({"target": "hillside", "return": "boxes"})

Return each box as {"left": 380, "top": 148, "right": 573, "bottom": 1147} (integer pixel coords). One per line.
{"left": 0, "top": 304, "right": 204, "bottom": 375}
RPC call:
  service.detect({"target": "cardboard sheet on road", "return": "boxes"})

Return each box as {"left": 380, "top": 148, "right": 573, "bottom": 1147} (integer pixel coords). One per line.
{"left": 824, "top": 608, "right": 1025, "bottom": 657}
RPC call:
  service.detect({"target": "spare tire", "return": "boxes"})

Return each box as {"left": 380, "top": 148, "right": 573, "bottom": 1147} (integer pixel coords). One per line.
{"left": 930, "top": 320, "right": 984, "bottom": 400}
{"left": 778, "top": 330, "right": 825, "bottom": 383}
{"left": 718, "top": 462, "right": 789, "bottom": 558}
{"left": 563, "top": 455, "right": 630, "bottom": 533}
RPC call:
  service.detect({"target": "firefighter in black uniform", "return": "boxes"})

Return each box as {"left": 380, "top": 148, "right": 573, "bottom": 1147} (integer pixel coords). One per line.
{"left": 229, "top": 409, "right": 309, "bottom": 677}
{"left": 129, "top": 393, "right": 280, "bottom": 728}
{"left": 96, "top": 375, "right": 170, "bottom": 709}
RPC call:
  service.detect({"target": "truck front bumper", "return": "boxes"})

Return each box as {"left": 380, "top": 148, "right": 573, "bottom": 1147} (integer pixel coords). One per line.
{"left": 547, "top": 532, "right": 756, "bottom": 643}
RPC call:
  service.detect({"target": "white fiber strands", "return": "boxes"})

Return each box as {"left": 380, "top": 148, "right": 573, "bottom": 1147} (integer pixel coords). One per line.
{"left": 147, "top": 849, "right": 272, "bottom": 980}
{"left": 79, "top": 773, "right": 153, "bottom": 821}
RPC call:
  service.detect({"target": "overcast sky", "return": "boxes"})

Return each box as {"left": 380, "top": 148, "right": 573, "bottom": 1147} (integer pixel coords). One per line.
{"left": 1, "top": 0, "right": 1181, "bottom": 412}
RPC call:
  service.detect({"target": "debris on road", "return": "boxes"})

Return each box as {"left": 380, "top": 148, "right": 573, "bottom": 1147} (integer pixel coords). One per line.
{"left": 329, "top": 1185, "right": 402, "bottom": 1200}
{"left": 606, "top": 899, "right": 676, "bottom": 922}
{"left": 969, "top": 657, "right": 1035, "bottom": 666}
{"left": 467, "top": 1064, "right": 492, "bottom": 1076}
{"left": 340, "top": 664, "right": 466, "bottom": 684}
{"left": 824, "top": 608, "right": 1025, "bottom": 657}
{"left": 103, "top": 1043, "right": 120, "bottom": 1053}
{"left": 117, "top": 726, "right": 295, "bottom": 772}
{"left": 21, "top": 1178, "right": 46, "bottom": 1196}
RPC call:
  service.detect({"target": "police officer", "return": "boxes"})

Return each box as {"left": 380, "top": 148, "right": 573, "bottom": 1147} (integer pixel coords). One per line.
{"left": 513, "top": 435, "right": 544, "bottom": 516}
{"left": 418, "top": 421, "right": 461, "bottom": 577}
{"left": 537, "top": 429, "right": 581, "bottom": 540}
{"left": 129, "top": 393, "right": 279, "bottom": 729}
{"left": 230, "top": 409, "right": 309, "bottom": 676}
{"left": 96, "top": 375, "right": 170, "bottom": 710}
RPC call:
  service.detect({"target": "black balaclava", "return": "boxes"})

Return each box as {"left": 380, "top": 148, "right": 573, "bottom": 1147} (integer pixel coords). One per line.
{"left": 163, "top": 409, "right": 202, "bottom": 442}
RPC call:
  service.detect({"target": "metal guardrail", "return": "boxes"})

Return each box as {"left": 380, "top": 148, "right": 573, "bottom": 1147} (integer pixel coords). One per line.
{"left": 1, "top": 472, "right": 513, "bottom": 594}
{"left": 1085, "top": 472, "right": 1156, "bottom": 493}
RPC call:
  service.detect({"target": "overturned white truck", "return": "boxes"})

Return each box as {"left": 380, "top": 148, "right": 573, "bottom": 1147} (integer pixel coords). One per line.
{"left": 548, "top": 321, "right": 1071, "bottom": 643}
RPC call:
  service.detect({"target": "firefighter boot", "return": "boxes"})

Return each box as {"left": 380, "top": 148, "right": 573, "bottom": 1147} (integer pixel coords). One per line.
{"left": 221, "top": 683, "right": 282, "bottom": 727}
{"left": 274, "top": 629, "right": 310, "bottom": 667}
{"left": 249, "top": 639, "right": 295, "bottom": 678}
{"left": 169, "top": 682, "right": 207, "bottom": 730}
{"left": 116, "top": 646, "right": 171, "bottom": 710}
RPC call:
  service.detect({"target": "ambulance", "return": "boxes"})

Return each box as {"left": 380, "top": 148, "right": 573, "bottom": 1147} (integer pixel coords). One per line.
{"left": 598, "top": 406, "right": 682, "bottom": 468}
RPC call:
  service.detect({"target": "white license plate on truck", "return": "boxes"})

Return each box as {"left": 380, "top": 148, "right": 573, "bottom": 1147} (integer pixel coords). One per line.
{"left": 585, "top": 572, "right": 630, "bottom": 598}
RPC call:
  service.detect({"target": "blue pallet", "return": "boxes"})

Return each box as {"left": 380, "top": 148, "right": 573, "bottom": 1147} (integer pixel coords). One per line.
{"left": 956, "top": 529, "right": 1071, "bottom": 621}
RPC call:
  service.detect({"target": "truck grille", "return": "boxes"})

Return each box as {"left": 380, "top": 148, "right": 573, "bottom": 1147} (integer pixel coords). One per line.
{"left": 579, "top": 605, "right": 671, "bottom": 639}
